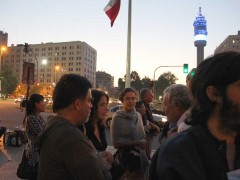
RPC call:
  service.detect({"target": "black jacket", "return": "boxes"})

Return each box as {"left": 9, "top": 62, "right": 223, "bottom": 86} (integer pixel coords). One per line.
{"left": 152, "top": 125, "right": 240, "bottom": 180}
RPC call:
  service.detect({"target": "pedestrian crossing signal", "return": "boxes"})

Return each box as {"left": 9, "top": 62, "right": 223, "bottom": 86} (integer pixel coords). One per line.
{"left": 183, "top": 64, "right": 188, "bottom": 74}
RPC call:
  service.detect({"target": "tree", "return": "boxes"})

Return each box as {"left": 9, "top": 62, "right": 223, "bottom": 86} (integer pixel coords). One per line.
{"left": 0, "top": 64, "right": 18, "bottom": 95}
{"left": 14, "top": 83, "right": 27, "bottom": 97}
{"left": 130, "top": 71, "right": 142, "bottom": 91}
{"left": 141, "top": 77, "right": 151, "bottom": 88}
{"left": 130, "top": 71, "right": 140, "bottom": 81}
{"left": 118, "top": 78, "right": 125, "bottom": 91}
{"left": 161, "top": 71, "right": 178, "bottom": 85}
{"left": 154, "top": 71, "right": 178, "bottom": 101}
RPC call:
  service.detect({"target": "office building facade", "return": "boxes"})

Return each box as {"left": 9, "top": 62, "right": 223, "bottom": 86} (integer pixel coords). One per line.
{"left": 1, "top": 41, "right": 97, "bottom": 94}
{"left": 214, "top": 31, "right": 240, "bottom": 54}
{"left": 96, "top": 71, "right": 114, "bottom": 92}
{"left": 0, "top": 31, "right": 8, "bottom": 47}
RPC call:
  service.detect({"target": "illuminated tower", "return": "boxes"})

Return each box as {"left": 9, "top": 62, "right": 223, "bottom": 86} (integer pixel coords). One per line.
{"left": 193, "top": 7, "right": 208, "bottom": 66}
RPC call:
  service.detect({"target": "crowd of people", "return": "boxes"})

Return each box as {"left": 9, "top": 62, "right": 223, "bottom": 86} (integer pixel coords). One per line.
{"left": 6, "top": 51, "right": 239, "bottom": 179}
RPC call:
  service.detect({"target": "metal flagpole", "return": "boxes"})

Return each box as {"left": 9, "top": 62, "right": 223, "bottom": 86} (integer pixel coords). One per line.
{"left": 125, "top": 0, "right": 132, "bottom": 88}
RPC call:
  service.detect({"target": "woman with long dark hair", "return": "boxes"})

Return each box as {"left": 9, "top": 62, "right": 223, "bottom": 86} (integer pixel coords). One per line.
{"left": 24, "top": 94, "right": 46, "bottom": 179}
{"left": 81, "top": 89, "right": 126, "bottom": 179}
{"left": 83, "top": 89, "right": 109, "bottom": 151}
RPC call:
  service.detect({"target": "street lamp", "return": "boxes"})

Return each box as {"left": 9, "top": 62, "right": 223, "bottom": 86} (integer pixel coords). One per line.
{"left": 0, "top": 47, "right": 6, "bottom": 97}
{"left": 54, "top": 65, "right": 60, "bottom": 82}
{"left": 41, "top": 59, "right": 48, "bottom": 95}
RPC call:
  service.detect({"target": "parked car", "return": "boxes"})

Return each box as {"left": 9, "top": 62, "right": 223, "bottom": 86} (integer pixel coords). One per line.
{"left": 106, "top": 105, "right": 123, "bottom": 127}
{"left": 152, "top": 114, "right": 167, "bottom": 128}
{"left": 14, "top": 97, "right": 25, "bottom": 103}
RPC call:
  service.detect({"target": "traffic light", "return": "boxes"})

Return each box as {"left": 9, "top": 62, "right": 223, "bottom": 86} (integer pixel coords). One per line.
{"left": 183, "top": 64, "right": 188, "bottom": 74}
{"left": 23, "top": 43, "right": 29, "bottom": 53}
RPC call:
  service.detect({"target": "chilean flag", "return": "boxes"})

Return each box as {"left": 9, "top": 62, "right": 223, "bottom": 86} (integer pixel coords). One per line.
{"left": 104, "top": 0, "right": 121, "bottom": 27}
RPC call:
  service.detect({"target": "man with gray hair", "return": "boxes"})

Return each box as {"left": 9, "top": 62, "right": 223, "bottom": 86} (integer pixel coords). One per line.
{"left": 159, "top": 84, "right": 191, "bottom": 142}
{"left": 150, "top": 51, "right": 240, "bottom": 179}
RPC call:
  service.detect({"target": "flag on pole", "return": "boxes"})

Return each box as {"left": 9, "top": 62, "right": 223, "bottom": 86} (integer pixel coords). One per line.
{"left": 104, "top": 0, "right": 121, "bottom": 27}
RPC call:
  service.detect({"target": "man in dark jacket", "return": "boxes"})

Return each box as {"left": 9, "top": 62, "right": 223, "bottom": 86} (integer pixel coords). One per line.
{"left": 151, "top": 51, "right": 240, "bottom": 180}
{"left": 140, "top": 88, "right": 160, "bottom": 159}
{"left": 37, "top": 74, "right": 111, "bottom": 180}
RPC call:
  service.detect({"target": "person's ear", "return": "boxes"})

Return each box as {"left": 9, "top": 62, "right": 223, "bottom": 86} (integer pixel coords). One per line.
{"left": 74, "top": 98, "right": 82, "bottom": 111}
{"left": 206, "top": 86, "right": 221, "bottom": 103}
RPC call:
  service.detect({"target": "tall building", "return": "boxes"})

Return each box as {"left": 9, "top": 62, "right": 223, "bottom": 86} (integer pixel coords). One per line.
{"left": 193, "top": 7, "right": 208, "bottom": 66}
{"left": 0, "top": 30, "right": 8, "bottom": 47}
{"left": 96, "top": 71, "right": 114, "bottom": 92}
{"left": 1, "top": 41, "right": 97, "bottom": 95}
{"left": 214, "top": 31, "right": 240, "bottom": 54}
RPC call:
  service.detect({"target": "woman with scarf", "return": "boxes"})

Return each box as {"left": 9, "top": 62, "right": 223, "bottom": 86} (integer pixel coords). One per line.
{"left": 110, "top": 88, "right": 148, "bottom": 179}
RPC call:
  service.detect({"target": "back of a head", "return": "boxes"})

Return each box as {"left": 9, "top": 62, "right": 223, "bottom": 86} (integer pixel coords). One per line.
{"left": 26, "top": 94, "right": 44, "bottom": 116}
{"left": 163, "top": 84, "right": 191, "bottom": 111}
{"left": 135, "top": 100, "right": 144, "bottom": 110}
{"left": 53, "top": 74, "right": 92, "bottom": 112}
{"left": 190, "top": 51, "right": 240, "bottom": 125}
{"left": 140, "top": 88, "right": 150, "bottom": 101}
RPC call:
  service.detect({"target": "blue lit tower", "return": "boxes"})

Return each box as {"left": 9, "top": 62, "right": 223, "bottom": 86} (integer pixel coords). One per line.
{"left": 193, "top": 7, "right": 208, "bottom": 66}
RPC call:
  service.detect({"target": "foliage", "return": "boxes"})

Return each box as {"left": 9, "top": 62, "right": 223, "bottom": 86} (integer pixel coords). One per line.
{"left": 118, "top": 71, "right": 178, "bottom": 101}
{"left": 161, "top": 71, "right": 178, "bottom": 84}
{"left": 141, "top": 76, "right": 151, "bottom": 89}
{"left": 0, "top": 64, "right": 18, "bottom": 95}
{"left": 118, "top": 78, "right": 125, "bottom": 91}
{"left": 154, "top": 71, "right": 178, "bottom": 100}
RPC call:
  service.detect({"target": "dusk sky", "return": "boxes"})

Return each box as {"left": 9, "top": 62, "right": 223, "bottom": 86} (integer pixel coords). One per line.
{"left": 1, "top": 0, "right": 239, "bottom": 86}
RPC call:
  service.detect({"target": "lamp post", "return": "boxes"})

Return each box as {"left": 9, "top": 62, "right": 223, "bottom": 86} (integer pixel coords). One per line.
{"left": 153, "top": 65, "right": 183, "bottom": 101}
{"left": 0, "top": 47, "right": 6, "bottom": 97}
{"left": 22, "top": 43, "right": 39, "bottom": 84}
{"left": 54, "top": 65, "right": 60, "bottom": 83}
{"left": 41, "top": 59, "right": 47, "bottom": 95}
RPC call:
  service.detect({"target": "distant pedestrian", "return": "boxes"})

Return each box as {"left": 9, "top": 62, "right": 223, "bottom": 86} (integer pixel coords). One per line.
{"left": 140, "top": 88, "right": 160, "bottom": 159}
{"left": 150, "top": 51, "right": 240, "bottom": 180}
{"left": 37, "top": 74, "right": 111, "bottom": 180}
{"left": 0, "top": 126, "right": 6, "bottom": 140}
{"left": 24, "top": 94, "right": 46, "bottom": 180}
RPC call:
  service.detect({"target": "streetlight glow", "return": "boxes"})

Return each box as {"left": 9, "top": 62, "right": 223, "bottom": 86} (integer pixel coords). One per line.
{"left": 0, "top": 46, "right": 7, "bottom": 97}
{"left": 42, "top": 59, "right": 48, "bottom": 65}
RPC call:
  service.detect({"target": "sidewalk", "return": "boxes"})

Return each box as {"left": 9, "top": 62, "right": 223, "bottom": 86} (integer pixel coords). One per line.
{"left": 0, "top": 136, "right": 23, "bottom": 180}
